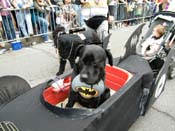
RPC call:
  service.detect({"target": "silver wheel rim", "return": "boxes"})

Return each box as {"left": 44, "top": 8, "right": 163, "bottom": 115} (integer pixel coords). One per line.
{"left": 155, "top": 74, "right": 166, "bottom": 98}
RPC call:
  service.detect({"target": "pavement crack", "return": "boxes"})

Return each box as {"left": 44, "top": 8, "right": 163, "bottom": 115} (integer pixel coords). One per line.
{"left": 152, "top": 106, "right": 175, "bottom": 122}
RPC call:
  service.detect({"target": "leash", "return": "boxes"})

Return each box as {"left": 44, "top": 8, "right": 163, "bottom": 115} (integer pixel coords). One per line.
{"left": 55, "top": 36, "right": 74, "bottom": 60}
{"left": 61, "top": 41, "right": 74, "bottom": 61}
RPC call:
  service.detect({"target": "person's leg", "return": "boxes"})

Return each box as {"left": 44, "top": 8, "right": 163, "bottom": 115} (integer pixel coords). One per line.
{"left": 25, "top": 10, "right": 34, "bottom": 35}
{"left": 109, "top": 5, "right": 115, "bottom": 16}
{"left": 37, "top": 16, "right": 49, "bottom": 41}
{"left": 8, "top": 15, "right": 16, "bottom": 39}
{"left": 80, "top": 10, "right": 85, "bottom": 27}
{"left": 2, "top": 15, "right": 16, "bottom": 40}
{"left": 50, "top": 9, "right": 57, "bottom": 31}
{"left": 119, "top": 3, "right": 125, "bottom": 20}
{"left": 2, "top": 15, "right": 13, "bottom": 40}
{"left": 72, "top": 4, "right": 81, "bottom": 26}
{"left": 31, "top": 10, "right": 39, "bottom": 34}
{"left": 11, "top": 11, "right": 18, "bottom": 32}
{"left": 96, "top": 20, "right": 110, "bottom": 49}
{"left": 16, "top": 11, "right": 28, "bottom": 37}
{"left": 96, "top": 20, "right": 109, "bottom": 41}
{"left": 81, "top": 8, "right": 90, "bottom": 27}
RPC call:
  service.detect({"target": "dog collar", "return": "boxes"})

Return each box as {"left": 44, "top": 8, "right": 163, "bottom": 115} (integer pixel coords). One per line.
{"left": 71, "top": 75, "right": 105, "bottom": 99}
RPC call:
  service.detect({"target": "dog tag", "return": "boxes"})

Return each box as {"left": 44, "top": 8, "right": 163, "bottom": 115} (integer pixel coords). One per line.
{"left": 77, "top": 33, "right": 86, "bottom": 40}
{"left": 72, "top": 75, "right": 105, "bottom": 99}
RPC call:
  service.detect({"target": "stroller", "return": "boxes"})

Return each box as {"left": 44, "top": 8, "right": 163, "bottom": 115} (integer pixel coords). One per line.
{"left": 118, "top": 11, "right": 175, "bottom": 115}
{"left": 136, "top": 11, "right": 175, "bottom": 79}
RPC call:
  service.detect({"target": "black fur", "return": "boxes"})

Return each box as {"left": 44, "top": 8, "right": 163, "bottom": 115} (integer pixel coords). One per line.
{"left": 53, "top": 26, "right": 102, "bottom": 76}
{"left": 66, "top": 45, "right": 113, "bottom": 108}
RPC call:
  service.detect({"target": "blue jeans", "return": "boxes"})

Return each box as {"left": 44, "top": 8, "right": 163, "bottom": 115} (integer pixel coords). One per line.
{"left": 50, "top": 7, "right": 58, "bottom": 31}
{"left": 72, "top": 4, "right": 83, "bottom": 26}
{"left": 16, "top": 10, "right": 28, "bottom": 37}
{"left": 2, "top": 15, "right": 16, "bottom": 40}
{"left": 117, "top": 3, "right": 126, "bottom": 20}
{"left": 35, "top": 15, "right": 49, "bottom": 41}
{"left": 109, "top": 5, "right": 118, "bottom": 20}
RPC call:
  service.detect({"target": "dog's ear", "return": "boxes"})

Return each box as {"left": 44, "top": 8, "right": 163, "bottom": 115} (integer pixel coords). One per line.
{"left": 52, "top": 26, "right": 65, "bottom": 39}
{"left": 75, "top": 45, "right": 85, "bottom": 63}
{"left": 105, "top": 50, "right": 113, "bottom": 66}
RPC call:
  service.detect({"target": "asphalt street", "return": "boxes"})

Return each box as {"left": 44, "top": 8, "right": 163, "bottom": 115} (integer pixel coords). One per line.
{"left": 0, "top": 25, "right": 175, "bottom": 131}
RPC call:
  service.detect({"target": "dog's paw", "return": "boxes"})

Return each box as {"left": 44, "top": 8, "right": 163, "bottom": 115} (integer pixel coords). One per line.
{"left": 65, "top": 102, "right": 74, "bottom": 108}
{"left": 56, "top": 71, "right": 63, "bottom": 76}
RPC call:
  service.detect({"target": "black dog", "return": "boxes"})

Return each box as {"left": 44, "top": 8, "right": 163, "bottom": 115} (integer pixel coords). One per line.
{"left": 53, "top": 26, "right": 103, "bottom": 76}
{"left": 66, "top": 45, "right": 113, "bottom": 108}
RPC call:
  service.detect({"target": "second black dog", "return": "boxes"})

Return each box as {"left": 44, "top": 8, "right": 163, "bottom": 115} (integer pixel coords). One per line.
{"left": 53, "top": 26, "right": 102, "bottom": 76}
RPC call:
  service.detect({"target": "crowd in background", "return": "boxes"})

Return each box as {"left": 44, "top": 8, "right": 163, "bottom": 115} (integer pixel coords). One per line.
{"left": 0, "top": 0, "right": 175, "bottom": 54}
{"left": 108, "top": 0, "right": 175, "bottom": 27}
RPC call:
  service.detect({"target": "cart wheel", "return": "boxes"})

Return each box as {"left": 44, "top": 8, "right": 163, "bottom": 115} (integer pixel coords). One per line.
{"left": 154, "top": 73, "right": 166, "bottom": 98}
{"left": 0, "top": 76, "right": 31, "bottom": 105}
{"left": 145, "top": 45, "right": 175, "bottom": 113}
{"left": 168, "top": 64, "right": 175, "bottom": 79}
{"left": 143, "top": 63, "right": 168, "bottom": 115}
{"left": 141, "top": 56, "right": 169, "bottom": 115}
{"left": 167, "top": 54, "right": 175, "bottom": 79}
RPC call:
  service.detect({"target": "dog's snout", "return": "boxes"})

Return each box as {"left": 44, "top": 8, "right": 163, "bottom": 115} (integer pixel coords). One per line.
{"left": 80, "top": 74, "right": 88, "bottom": 82}
{"left": 81, "top": 74, "right": 88, "bottom": 78}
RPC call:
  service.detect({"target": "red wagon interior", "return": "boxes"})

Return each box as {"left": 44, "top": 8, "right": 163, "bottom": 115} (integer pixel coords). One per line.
{"left": 43, "top": 65, "right": 133, "bottom": 106}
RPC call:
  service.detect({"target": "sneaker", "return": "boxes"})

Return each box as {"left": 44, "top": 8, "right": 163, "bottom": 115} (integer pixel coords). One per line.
{"left": 31, "top": 41, "right": 36, "bottom": 45}
{"left": 0, "top": 43, "right": 5, "bottom": 48}
{"left": 0, "top": 48, "right": 7, "bottom": 55}
{"left": 44, "top": 39, "right": 53, "bottom": 43}
{"left": 30, "top": 33, "right": 34, "bottom": 36}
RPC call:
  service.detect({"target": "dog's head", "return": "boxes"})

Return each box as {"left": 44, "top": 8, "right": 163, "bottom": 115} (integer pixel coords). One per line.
{"left": 53, "top": 26, "right": 65, "bottom": 48}
{"left": 74, "top": 45, "right": 113, "bottom": 85}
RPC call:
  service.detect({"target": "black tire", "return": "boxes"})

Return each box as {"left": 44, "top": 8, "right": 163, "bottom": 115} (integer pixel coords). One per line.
{"left": 143, "top": 58, "right": 168, "bottom": 115}
{"left": 141, "top": 71, "right": 167, "bottom": 116}
{"left": 153, "top": 73, "right": 167, "bottom": 98}
{"left": 168, "top": 64, "right": 175, "bottom": 79}
{"left": 167, "top": 50, "right": 175, "bottom": 79}
{"left": 0, "top": 76, "right": 31, "bottom": 106}
{"left": 148, "top": 45, "right": 175, "bottom": 105}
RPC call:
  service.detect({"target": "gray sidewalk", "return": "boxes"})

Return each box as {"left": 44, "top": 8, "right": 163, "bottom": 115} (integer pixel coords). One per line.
{"left": 0, "top": 26, "right": 175, "bottom": 131}
{"left": 0, "top": 43, "right": 72, "bottom": 87}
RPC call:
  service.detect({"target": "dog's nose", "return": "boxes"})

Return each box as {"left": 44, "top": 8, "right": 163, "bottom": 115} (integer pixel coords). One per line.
{"left": 80, "top": 74, "right": 88, "bottom": 82}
